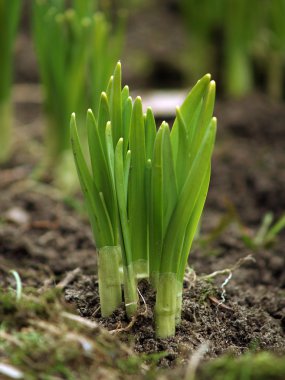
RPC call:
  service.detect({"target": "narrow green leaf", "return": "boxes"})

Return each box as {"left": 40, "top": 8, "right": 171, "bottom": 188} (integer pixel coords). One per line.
{"left": 110, "top": 61, "right": 122, "bottom": 146}
{"left": 128, "top": 96, "right": 147, "bottom": 266}
{"left": 177, "top": 165, "right": 211, "bottom": 283}
{"left": 70, "top": 113, "right": 114, "bottom": 247}
{"left": 105, "top": 121, "right": 115, "bottom": 182}
{"left": 161, "top": 117, "right": 217, "bottom": 274}
{"left": 191, "top": 80, "right": 216, "bottom": 159}
{"left": 114, "top": 138, "right": 132, "bottom": 267}
{"left": 161, "top": 123, "right": 178, "bottom": 234}
{"left": 145, "top": 107, "right": 156, "bottom": 161}
{"left": 106, "top": 75, "right": 113, "bottom": 100}
{"left": 171, "top": 74, "right": 211, "bottom": 163}
{"left": 87, "top": 109, "right": 117, "bottom": 243}
{"left": 121, "top": 85, "right": 129, "bottom": 105}
{"left": 124, "top": 150, "right": 131, "bottom": 203}
{"left": 174, "top": 107, "right": 188, "bottom": 191}
{"left": 122, "top": 96, "right": 132, "bottom": 155}
{"left": 97, "top": 92, "right": 110, "bottom": 146}
{"left": 149, "top": 126, "right": 164, "bottom": 277}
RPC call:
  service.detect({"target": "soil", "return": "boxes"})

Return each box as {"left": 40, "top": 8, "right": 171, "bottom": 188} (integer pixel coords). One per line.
{"left": 0, "top": 92, "right": 284, "bottom": 378}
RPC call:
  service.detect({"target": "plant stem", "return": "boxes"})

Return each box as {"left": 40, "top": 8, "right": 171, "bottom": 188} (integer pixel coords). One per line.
{"left": 224, "top": 47, "right": 252, "bottom": 98}
{"left": 175, "top": 284, "right": 183, "bottom": 326}
{"left": 123, "top": 265, "right": 138, "bottom": 317}
{"left": 98, "top": 246, "right": 122, "bottom": 317}
{"left": 0, "top": 99, "right": 12, "bottom": 163}
{"left": 133, "top": 259, "right": 149, "bottom": 279}
{"left": 155, "top": 273, "right": 177, "bottom": 338}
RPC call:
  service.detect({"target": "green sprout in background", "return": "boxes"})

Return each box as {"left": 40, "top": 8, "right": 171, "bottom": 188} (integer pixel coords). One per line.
{"left": 180, "top": 0, "right": 285, "bottom": 99}
{"left": 32, "top": 0, "right": 123, "bottom": 190}
{"left": 71, "top": 62, "right": 216, "bottom": 338}
{"left": 265, "top": 0, "right": 285, "bottom": 100}
{"left": 0, "top": 0, "right": 21, "bottom": 163}
{"left": 222, "top": 0, "right": 256, "bottom": 97}
{"left": 180, "top": 0, "right": 222, "bottom": 83}
{"left": 180, "top": 0, "right": 258, "bottom": 98}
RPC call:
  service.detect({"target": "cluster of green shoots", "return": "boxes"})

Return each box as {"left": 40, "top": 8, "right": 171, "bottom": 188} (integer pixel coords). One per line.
{"left": 0, "top": 0, "right": 21, "bottom": 163}
{"left": 71, "top": 62, "right": 216, "bottom": 338}
{"left": 32, "top": 0, "right": 123, "bottom": 189}
{"left": 180, "top": 0, "right": 285, "bottom": 99}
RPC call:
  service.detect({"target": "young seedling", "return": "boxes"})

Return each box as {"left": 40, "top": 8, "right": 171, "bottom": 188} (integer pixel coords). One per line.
{"left": 150, "top": 76, "right": 216, "bottom": 337}
{"left": 223, "top": 0, "right": 258, "bottom": 97}
{"left": 32, "top": 0, "right": 123, "bottom": 190}
{"left": 180, "top": 0, "right": 222, "bottom": 81}
{"left": 0, "top": 0, "right": 21, "bottom": 163}
{"left": 71, "top": 63, "right": 138, "bottom": 317}
{"left": 242, "top": 212, "right": 285, "bottom": 249}
{"left": 71, "top": 63, "right": 217, "bottom": 336}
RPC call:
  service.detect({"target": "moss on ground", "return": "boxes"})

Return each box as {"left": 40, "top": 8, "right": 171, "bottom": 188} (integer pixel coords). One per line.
{"left": 199, "top": 352, "right": 285, "bottom": 380}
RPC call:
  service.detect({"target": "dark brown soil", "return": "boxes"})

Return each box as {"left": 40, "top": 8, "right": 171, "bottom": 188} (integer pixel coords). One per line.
{"left": 1, "top": 93, "right": 284, "bottom": 377}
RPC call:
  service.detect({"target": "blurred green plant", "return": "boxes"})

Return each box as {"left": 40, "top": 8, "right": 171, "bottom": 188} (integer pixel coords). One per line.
{"left": 242, "top": 212, "right": 285, "bottom": 249}
{"left": 32, "top": 0, "right": 123, "bottom": 190}
{"left": 200, "top": 352, "right": 285, "bottom": 380}
{"left": 180, "top": 0, "right": 222, "bottom": 81}
{"left": 0, "top": 0, "right": 21, "bottom": 163}
{"left": 265, "top": 0, "right": 285, "bottom": 100}
{"left": 223, "top": 0, "right": 259, "bottom": 97}
{"left": 71, "top": 62, "right": 217, "bottom": 337}
{"left": 180, "top": 0, "right": 285, "bottom": 99}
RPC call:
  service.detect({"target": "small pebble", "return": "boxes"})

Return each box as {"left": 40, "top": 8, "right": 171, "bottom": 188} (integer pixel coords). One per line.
{"left": 5, "top": 207, "right": 30, "bottom": 226}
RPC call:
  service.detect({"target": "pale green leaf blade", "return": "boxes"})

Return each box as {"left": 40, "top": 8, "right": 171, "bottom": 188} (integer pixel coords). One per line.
{"left": 87, "top": 110, "right": 117, "bottom": 243}
{"left": 114, "top": 138, "right": 132, "bottom": 267}
{"left": 145, "top": 107, "right": 156, "bottom": 161}
{"left": 149, "top": 126, "right": 164, "bottom": 278}
{"left": 97, "top": 92, "right": 110, "bottom": 146}
{"left": 110, "top": 61, "right": 122, "bottom": 146}
{"left": 190, "top": 80, "right": 216, "bottom": 160}
{"left": 174, "top": 107, "right": 188, "bottom": 191}
{"left": 128, "top": 96, "right": 147, "bottom": 266}
{"left": 121, "top": 85, "right": 129, "bottom": 105}
{"left": 122, "top": 96, "right": 132, "bottom": 155}
{"left": 161, "top": 123, "right": 178, "bottom": 234}
{"left": 177, "top": 165, "right": 211, "bottom": 283}
{"left": 70, "top": 113, "right": 114, "bottom": 247}
{"left": 161, "top": 117, "right": 217, "bottom": 274}
{"left": 171, "top": 74, "right": 211, "bottom": 163}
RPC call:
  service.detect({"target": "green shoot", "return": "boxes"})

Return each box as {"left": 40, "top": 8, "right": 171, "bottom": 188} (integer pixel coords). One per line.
{"left": 180, "top": 0, "right": 259, "bottom": 98}
{"left": 243, "top": 212, "right": 285, "bottom": 249}
{"left": 265, "top": 0, "right": 285, "bottom": 99}
{"left": 180, "top": 0, "right": 222, "bottom": 82}
{"left": 223, "top": 0, "right": 258, "bottom": 98}
{"left": 71, "top": 63, "right": 217, "bottom": 335}
{"left": 0, "top": 0, "right": 21, "bottom": 163}
{"left": 10, "top": 270, "right": 22, "bottom": 302}
{"left": 88, "top": 12, "right": 125, "bottom": 113}
{"left": 70, "top": 111, "right": 122, "bottom": 317}
{"left": 32, "top": 1, "right": 123, "bottom": 190}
